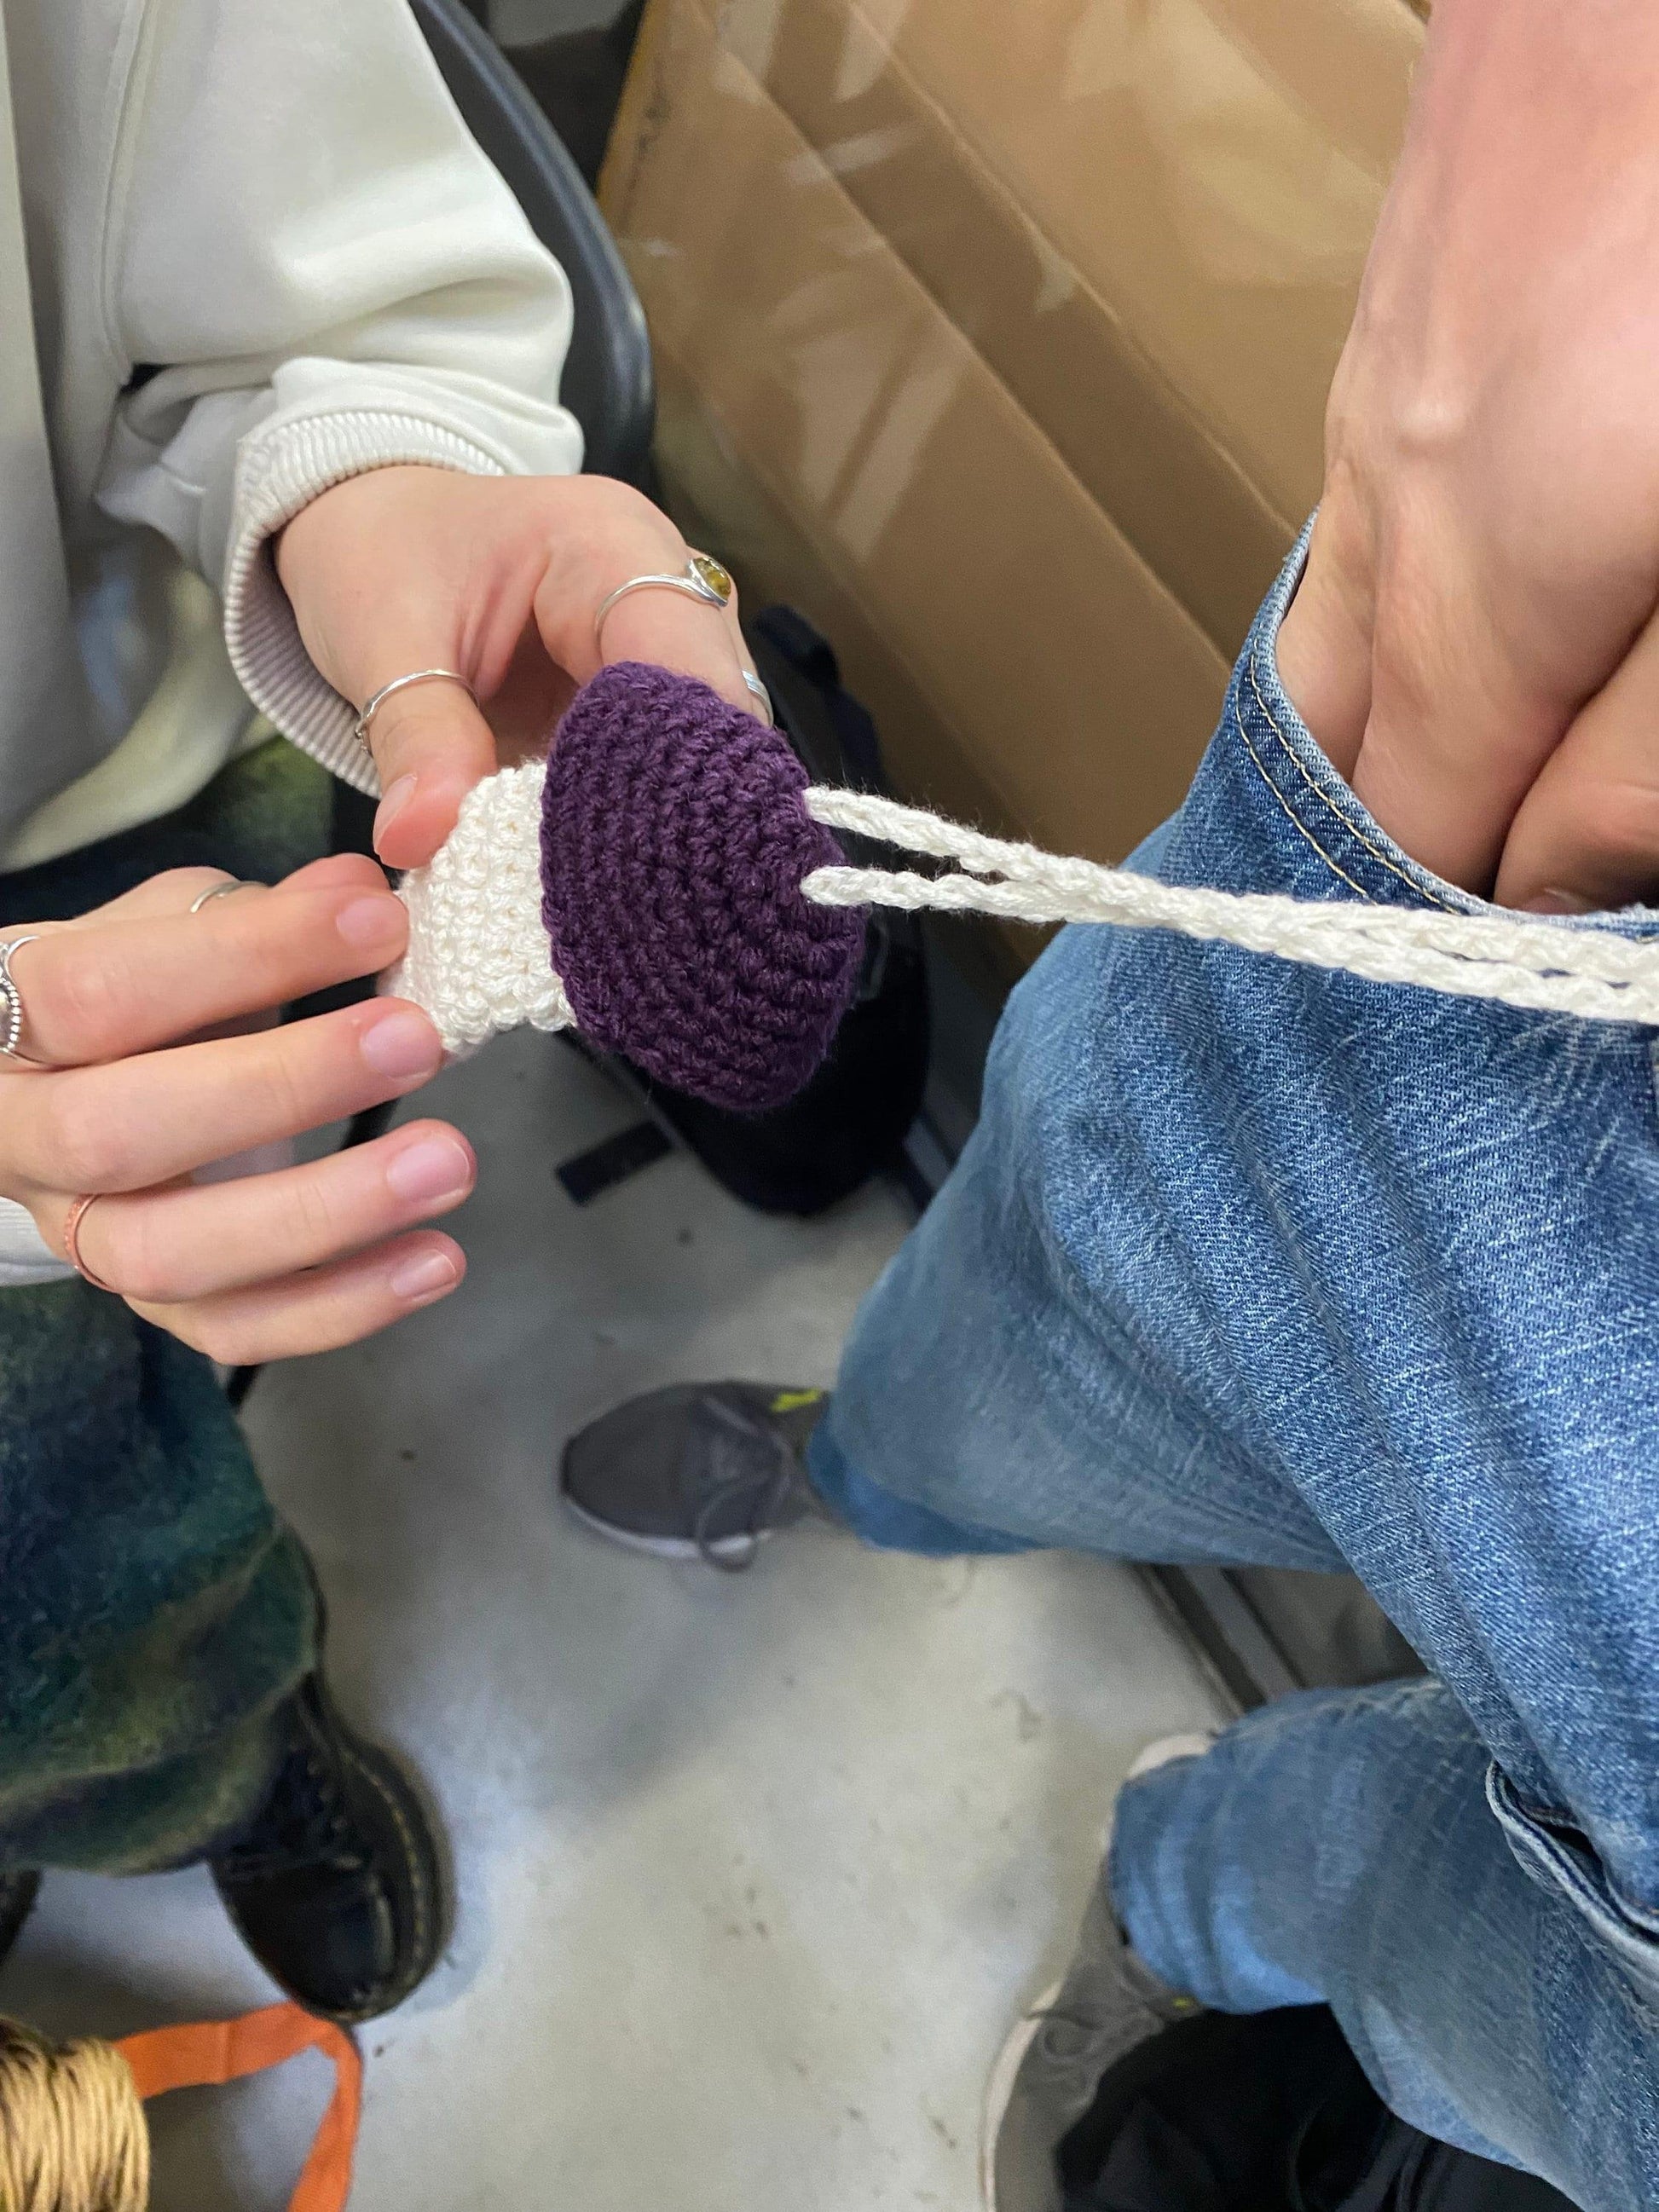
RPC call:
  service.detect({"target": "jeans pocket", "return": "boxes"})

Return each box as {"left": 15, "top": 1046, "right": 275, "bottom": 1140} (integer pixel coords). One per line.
{"left": 1488, "top": 1762, "right": 1659, "bottom": 2007}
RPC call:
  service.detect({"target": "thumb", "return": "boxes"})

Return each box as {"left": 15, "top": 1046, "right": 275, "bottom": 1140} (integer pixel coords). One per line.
{"left": 1494, "top": 604, "right": 1659, "bottom": 912}
{"left": 361, "top": 675, "right": 498, "bottom": 871}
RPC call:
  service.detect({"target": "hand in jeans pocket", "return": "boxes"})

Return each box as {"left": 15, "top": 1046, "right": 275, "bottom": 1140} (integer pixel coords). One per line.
{"left": 1275, "top": 0, "right": 1659, "bottom": 916}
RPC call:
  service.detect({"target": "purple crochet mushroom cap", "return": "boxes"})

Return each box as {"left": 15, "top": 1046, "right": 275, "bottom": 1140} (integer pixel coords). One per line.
{"left": 540, "top": 661, "right": 867, "bottom": 1112}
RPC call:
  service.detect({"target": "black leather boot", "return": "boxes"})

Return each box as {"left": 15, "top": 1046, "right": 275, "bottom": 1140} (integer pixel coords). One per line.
{"left": 0, "top": 1869, "right": 39, "bottom": 1972}
{"left": 211, "top": 1677, "right": 447, "bottom": 2024}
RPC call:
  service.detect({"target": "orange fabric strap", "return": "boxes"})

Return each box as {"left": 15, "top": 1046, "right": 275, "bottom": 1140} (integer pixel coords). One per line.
{"left": 114, "top": 2002, "right": 361, "bottom": 2212}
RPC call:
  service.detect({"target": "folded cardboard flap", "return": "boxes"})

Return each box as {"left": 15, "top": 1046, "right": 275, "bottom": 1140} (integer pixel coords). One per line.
{"left": 601, "top": 0, "right": 1419, "bottom": 910}
{"left": 714, "top": 0, "right": 1419, "bottom": 583}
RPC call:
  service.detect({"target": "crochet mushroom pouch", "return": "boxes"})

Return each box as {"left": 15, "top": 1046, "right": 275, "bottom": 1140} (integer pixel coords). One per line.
{"left": 385, "top": 661, "right": 868, "bottom": 1108}
{"left": 386, "top": 661, "right": 1659, "bottom": 1103}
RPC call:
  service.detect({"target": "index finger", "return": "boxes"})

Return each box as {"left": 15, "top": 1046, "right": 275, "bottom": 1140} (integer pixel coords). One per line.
{"left": 3, "top": 878, "right": 408, "bottom": 1069}
{"left": 83, "top": 854, "right": 388, "bottom": 925}
{"left": 1291, "top": 526, "right": 1574, "bottom": 896}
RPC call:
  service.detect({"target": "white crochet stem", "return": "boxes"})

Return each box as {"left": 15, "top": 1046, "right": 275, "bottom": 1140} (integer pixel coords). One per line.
{"left": 384, "top": 759, "right": 572, "bottom": 1055}
{"left": 803, "top": 788, "right": 1659, "bottom": 1028}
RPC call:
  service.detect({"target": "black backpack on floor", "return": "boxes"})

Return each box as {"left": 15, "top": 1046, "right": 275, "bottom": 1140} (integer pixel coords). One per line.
{"left": 1059, "top": 2007, "right": 1576, "bottom": 2212}
{"left": 611, "top": 606, "right": 931, "bottom": 1216}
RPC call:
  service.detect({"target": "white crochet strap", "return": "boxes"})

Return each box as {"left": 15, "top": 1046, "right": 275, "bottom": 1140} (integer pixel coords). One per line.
{"left": 802, "top": 789, "right": 1659, "bottom": 1029}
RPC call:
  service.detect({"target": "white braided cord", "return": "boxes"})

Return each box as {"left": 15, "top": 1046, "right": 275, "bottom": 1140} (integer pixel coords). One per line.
{"left": 804, "top": 788, "right": 1659, "bottom": 1027}
{"left": 386, "top": 765, "right": 1659, "bottom": 1054}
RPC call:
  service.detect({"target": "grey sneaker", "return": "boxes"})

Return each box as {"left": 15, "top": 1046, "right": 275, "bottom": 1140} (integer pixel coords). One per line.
{"left": 560, "top": 1383, "right": 831, "bottom": 1570}
{"left": 981, "top": 1736, "right": 1216, "bottom": 2212}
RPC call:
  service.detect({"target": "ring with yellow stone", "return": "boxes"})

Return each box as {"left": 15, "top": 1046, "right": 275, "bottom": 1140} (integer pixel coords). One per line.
{"left": 593, "top": 553, "right": 737, "bottom": 653}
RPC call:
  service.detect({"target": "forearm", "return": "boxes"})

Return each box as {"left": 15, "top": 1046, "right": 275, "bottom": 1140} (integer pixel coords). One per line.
{"left": 1279, "top": 0, "right": 1659, "bottom": 906}
{"left": 96, "top": 0, "right": 584, "bottom": 783}
{"left": 1360, "top": 0, "right": 1659, "bottom": 370}
{"left": 1417, "top": 0, "right": 1659, "bottom": 104}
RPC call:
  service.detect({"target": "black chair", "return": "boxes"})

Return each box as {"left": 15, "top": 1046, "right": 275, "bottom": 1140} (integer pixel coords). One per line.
{"left": 410, "top": 0, "right": 656, "bottom": 488}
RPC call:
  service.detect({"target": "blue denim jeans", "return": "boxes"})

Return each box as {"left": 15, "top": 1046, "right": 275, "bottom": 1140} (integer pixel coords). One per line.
{"left": 809, "top": 527, "right": 1659, "bottom": 2211}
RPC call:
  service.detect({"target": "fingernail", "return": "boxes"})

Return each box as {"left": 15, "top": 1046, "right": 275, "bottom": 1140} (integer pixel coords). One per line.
{"left": 1524, "top": 887, "right": 1595, "bottom": 915}
{"left": 361, "top": 1008, "right": 442, "bottom": 1080}
{"left": 373, "top": 775, "right": 418, "bottom": 846}
{"left": 385, "top": 1134, "right": 473, "bottom": 1204}
{"left": 390, "top": 1248, "right": 460, "bottom": 1303}
{"left": 336, "top": 892, "right": 406, "bottom": 950}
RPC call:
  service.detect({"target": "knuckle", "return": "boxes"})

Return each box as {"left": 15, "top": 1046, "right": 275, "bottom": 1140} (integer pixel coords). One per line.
{"left": 364, "top": 702, "right": 420, "bottom": 765}
{"left": 581, "top": 476, "right": 658, "bottom": 534}
{"left": 262, "top": 1042, "right": 319, "bottom": 1139}
{"left": 286, "top": 1170, "right": 344, "bottom": 1252}
{"left": 1580, "top": 779, "right": 1659, "bottom": 862}
{"left": 50, "top": 1083, "right": 134, "bottom": 1191}
{"left": 369, "top": 690, "right": 477, "bottom": 767}
{"left": 43, "top": 940, "right": 125, "bottom": 1049}
{"left": 107, "top": 1210, "right": 178, "bottom": 1307}
{"left": 240, "top": 1025, "right": 320, "bottom": 1142}
{"left": 577, "top": 481, "right": 675, "bottom": 569}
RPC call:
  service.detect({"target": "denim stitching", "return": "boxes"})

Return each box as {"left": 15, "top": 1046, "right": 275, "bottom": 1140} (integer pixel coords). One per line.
{"left": 1244, "top": 651, "right": 1457, "bottom": 913}
{"left": 1509, "top": 1799, "right": 1659, "bottom": 1949}
{"left": 1229, "top": 695, "right": 1372, "bottom": 900}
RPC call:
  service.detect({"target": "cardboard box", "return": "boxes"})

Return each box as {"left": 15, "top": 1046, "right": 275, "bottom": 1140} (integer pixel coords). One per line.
{"left": 601, "top": 0, "right": 1421, "bottom": 895}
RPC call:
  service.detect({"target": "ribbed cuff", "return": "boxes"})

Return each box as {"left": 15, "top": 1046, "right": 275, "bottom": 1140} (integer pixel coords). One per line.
{"left": 223, "top": 411, "right": 511, "bottom": 794}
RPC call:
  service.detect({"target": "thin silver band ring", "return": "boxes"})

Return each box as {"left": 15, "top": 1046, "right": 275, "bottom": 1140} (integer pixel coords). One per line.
{"left": 188, "top": 878, "right": 265, "bottom": 914}
{"left": 354, "top": 669, "right": 475, "bottom": 754}
{"left": 1, "top": 889, "right": 262, "bottom": 1071}
{"left": 742, "top": 670, "right": 775, "bottom": 726}
{"left": 0, "top": 935, "right": 44, "bottom": 1063}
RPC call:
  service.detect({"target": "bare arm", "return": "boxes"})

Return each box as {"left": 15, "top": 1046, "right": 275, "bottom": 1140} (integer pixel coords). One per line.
{"left": 1277, "top": 0, "right": 1659, "bottom": 911}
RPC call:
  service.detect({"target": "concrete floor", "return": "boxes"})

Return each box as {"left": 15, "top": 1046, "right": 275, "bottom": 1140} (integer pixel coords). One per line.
{"left": 3, "top": 1031, "right": 1227, "bottom": 2209}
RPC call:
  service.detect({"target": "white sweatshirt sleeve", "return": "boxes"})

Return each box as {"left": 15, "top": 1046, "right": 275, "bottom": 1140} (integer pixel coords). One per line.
{"left": 93, "top": 0, "right": 586, "bottom": 794}
{"left": 0, "top": 0, "right": 587, "bottom": 1292}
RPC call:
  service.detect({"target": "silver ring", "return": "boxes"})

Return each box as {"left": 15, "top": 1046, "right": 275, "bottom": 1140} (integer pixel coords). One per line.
{"left": 593, "top": 554, "right": 734, "bottom": 653}
{"left": 188, "top": 878, "right": 263, "bottom": 914}
{"left": 742, "top": 670, "right": 775, "bottom": 726}
{"left": 0, "top": 934, "right": 43, "bottom": 1063}
{"left": 353, "top": 668, "right": 475, "bottom": 754}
